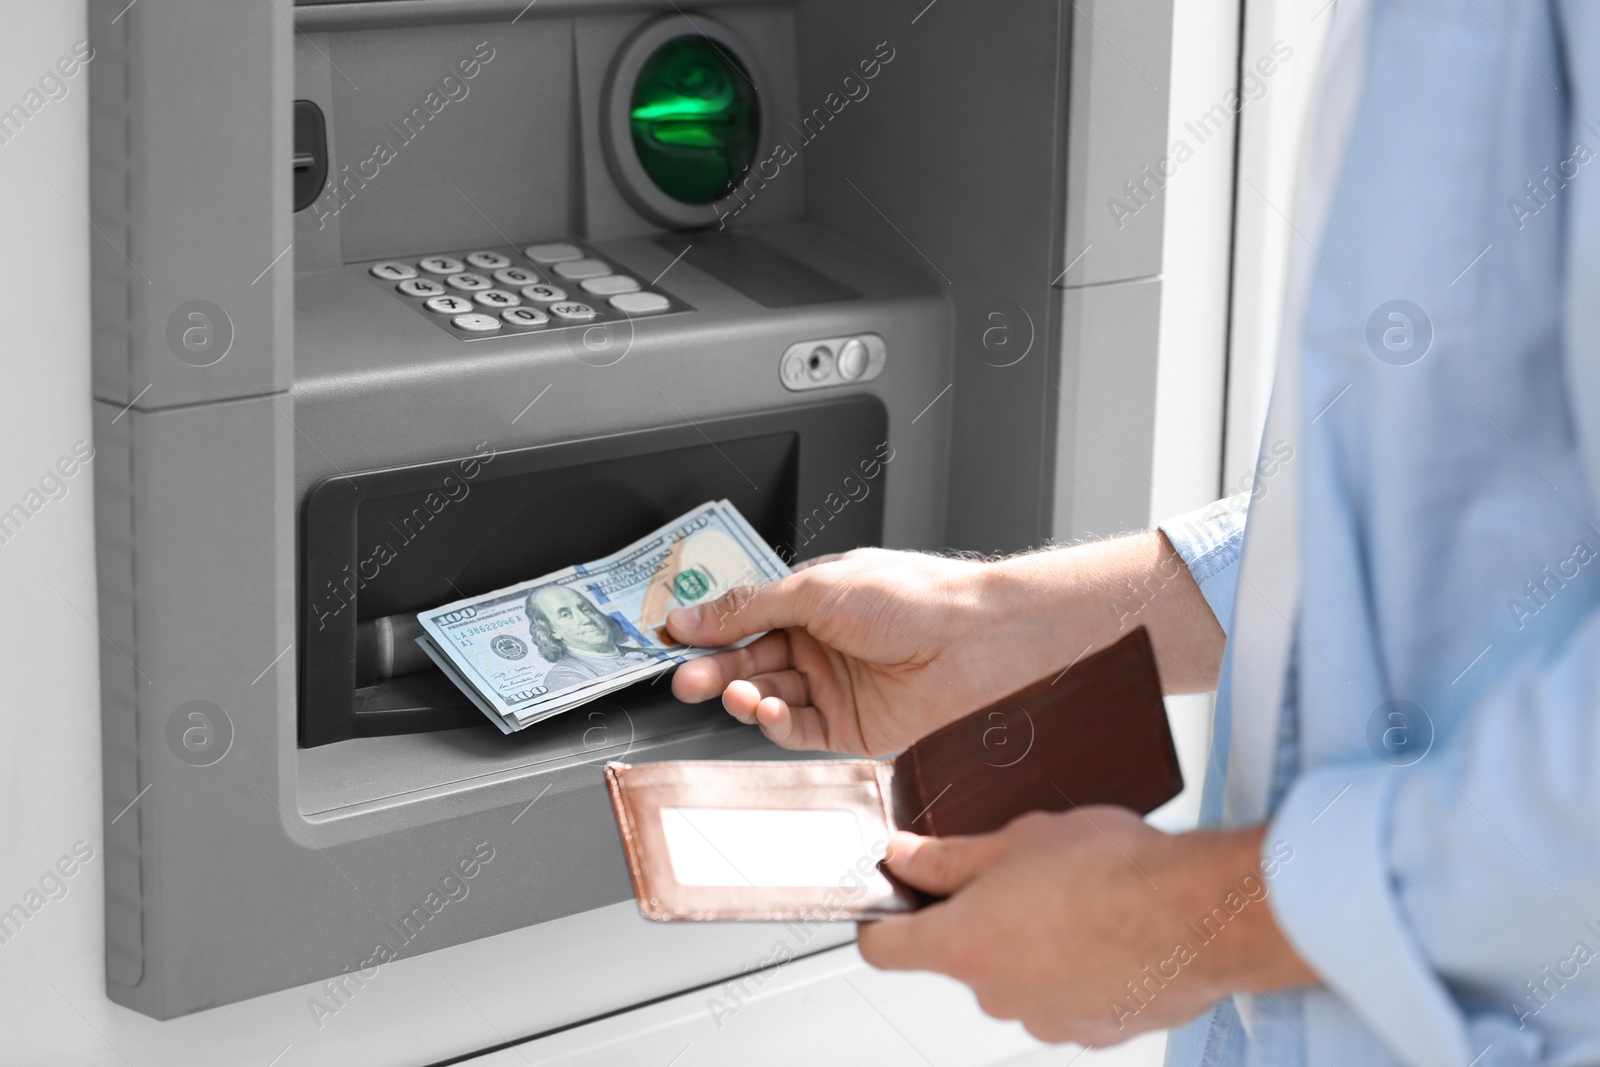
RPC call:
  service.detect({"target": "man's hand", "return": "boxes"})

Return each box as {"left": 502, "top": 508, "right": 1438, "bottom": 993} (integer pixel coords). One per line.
{"left": 667, "top": 549, "right": 1019, "bottom": 755}
{"left": 667, "top": 534, "right": 1226, "bottom": 757}
{"left": 857, "top": 811, "right": 1318, "bottom": 1046}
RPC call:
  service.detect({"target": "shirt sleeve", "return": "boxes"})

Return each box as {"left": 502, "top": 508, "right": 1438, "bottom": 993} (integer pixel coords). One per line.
{"left": 1158, "top": 491, "right": 1250, "bottom": 637}
{"left": 1264, "top": 608, "right": 1600, "bottom": 1065}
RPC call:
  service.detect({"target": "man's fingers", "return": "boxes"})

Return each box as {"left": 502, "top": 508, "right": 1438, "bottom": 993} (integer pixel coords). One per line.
{"left": 742, "top": 670, "right": 811, "bottom": 711}
{"left": 711, "top": 678, "right": 831, "bottom": 749}
{"left": 857, "top": 906, "right": 960, "bottom": 972}
{"left": 752, "top": 697, "right": 831, "bottom": 750}
{"left": 720, "top": 680, "right": 763, "bottom": 724}
{"left": 719, "top": 673, "right": 809, "bottom": 722}
{"left": 669, "top": 632, "right": 793, "bottom": 703}
{"left": 881, "top": 830, "right": 1011, "bottom": 897}
{"left": 665, "top": 572, "right": 820, "bottom": 647}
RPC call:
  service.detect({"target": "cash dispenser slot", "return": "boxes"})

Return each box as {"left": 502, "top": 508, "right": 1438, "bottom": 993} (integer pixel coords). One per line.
{"left": 300, "top": 396, "right": 887, "bottom": 747}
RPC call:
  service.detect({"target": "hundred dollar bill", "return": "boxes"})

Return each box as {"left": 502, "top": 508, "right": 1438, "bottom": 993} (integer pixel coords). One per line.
{"left": 415, "top": 500, "right": 790, "bottom": 732}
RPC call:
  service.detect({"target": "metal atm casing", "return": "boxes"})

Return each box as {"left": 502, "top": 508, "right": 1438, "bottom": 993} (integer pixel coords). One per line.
{"left": 89, "top": 0, "right": 1172, "bottom": 1025}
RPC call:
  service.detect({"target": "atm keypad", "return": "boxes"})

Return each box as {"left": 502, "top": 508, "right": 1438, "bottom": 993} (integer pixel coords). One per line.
{"left": 446, "top": 272, "right": 492, "bottom": 292}
{"left": 610, "top": 291, "right": 669, "bottom": 314}
{"left": 524, "top": 242, "right": 583, "bottom": 264}
{"left": 452, "top": 313, "right": 502, "bottom": 332}
{"left": 475, "top": 289, "right": 521, "bottom": 309}
{"left": 522, "top": 284, "right": 565, "bottom": 303}
{"left": 370, "top": 261, "right": 417, "bottom": 282}
{"left": 365, "top": 241, "right": 689, "bottom": 341}
{"left": 502, "top": 307, "right": 548, "bottom": 327}
{"left": 552, "top": 258, "right": 610, "bottom": 280}
{"left": 494, "top": 266, "right": 540, "bottom": 286}
{"left": 399, "top": 278, "right": 446, "bottom": 298}
{"left": 419, "top": 256, "right": 466, "bottom": 275}
{"left": 549, "top": 302, "right": 598, "bottom": 321}
{"left": 581, "top": 274, "right": 640, "bottom": 296}
{"left": 425, "top": 295, "right": 475, "bottom": 315}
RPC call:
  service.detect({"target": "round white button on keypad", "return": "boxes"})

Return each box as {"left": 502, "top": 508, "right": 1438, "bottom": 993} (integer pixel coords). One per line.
{"left": 370, "top": 261, "right": 417, "bottom": 281}
{"left": 452, "top": 313, "right": 502, "bottom": 332}
{"left": 446, "top": 272, "right": 492, "bottom": 292}
{"left": 425, "top": 295, "right": 475, "bottom": 315}
{"left": 502, "top": 307, "right": 549, "bottom": 327}
{"left": 494, "top": 266, "right": 540, "bottom": 286}
{"left": 521, "top": 284, "right": 566, "bottom": 303}
{"left": 419, "top": 256, "right": 466, "bottom": 275}
{"left": 549, "top": 302, "right": 597, "bottom": 321}
{"left": 475, "top": 289, "right": 520, "bottom": 309}
{"left": 466, "top": 250, "right": 512, "bottom": 270}
{"left": 398, "top": 278, "right": 446, "bottom": 298}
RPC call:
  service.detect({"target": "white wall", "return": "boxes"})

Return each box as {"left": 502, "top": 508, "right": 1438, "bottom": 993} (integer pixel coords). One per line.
{"left": 0, "top": 0, "right": 110, "bottom": 1062}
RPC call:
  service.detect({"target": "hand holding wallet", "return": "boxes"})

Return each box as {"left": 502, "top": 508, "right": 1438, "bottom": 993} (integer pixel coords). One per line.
{"left": 605, "top": 627, "right": 1181, "bottom": 922}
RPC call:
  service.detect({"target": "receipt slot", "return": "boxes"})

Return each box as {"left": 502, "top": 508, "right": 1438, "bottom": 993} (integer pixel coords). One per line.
{"left": 89, "top": 0, "right": 1172, "bottom": 1022}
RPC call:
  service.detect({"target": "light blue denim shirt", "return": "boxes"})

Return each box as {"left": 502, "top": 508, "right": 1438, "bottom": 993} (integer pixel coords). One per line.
{"left": 1159, "top": 2, "right": 1600, "bottom": 1065}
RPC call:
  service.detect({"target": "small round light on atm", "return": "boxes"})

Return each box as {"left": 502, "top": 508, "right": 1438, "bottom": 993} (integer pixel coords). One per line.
{"left": 629, "top": 35, "right": 759, "bottom": 206}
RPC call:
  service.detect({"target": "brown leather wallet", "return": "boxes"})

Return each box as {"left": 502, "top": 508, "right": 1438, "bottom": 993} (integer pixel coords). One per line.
{"left": 605, "top": 627, "right": 1181, "bottom": 922}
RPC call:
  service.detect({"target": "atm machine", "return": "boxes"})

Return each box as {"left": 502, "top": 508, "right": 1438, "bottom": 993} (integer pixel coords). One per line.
{"left": 87, "top": 0, "right": 1173, "bottom": 1059}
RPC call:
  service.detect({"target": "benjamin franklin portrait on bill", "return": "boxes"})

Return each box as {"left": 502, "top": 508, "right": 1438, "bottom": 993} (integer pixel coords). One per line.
{"left": 525, "top": 585, "right": 657, "bottom": 693}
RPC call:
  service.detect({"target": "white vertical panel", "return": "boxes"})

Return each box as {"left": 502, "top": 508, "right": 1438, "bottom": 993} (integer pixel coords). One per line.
{"left": 1149, "top": 0, "right": 1241, "bottom": 524}
{"left": 1146, "top": 0, "right": 1249, "bottom": 848}
{"left": 0, "top": 1, "right": 106, "bottom": 1064}
{"left": 1225, "top": 0, "right": 1335, "bottom": 486}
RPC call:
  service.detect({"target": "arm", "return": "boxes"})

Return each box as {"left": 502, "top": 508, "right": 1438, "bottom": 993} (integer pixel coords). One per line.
{"left": 987, "top": 527, "right": 1228, "bottom": 695}
{"left": 1260, "top": 606, "right": 1600, "bottom": 1062}
{"left": 667, "top": 525, "right": 1229, "bottom": 755}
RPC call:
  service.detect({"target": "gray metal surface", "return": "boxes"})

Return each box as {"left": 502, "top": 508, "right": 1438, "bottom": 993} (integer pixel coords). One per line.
{"left": 88, "top": 0, "right": 292, "bottom": 410}
{"left": 324, "top": 22, "right": 572, "bottom": 262}
{"left": 1059, "top": 0, "right": 1175, "bottom": 288}
{"left": 793, "top": 0, "right": 1071, "bottom": 553}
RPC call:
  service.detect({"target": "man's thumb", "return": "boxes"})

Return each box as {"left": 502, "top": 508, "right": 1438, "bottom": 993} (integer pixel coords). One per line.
{"left": 665, "top": 574, "right": 811, "bottom": 646}
{"left": 882, "top": 830, "right": 1008, "bottom": 897}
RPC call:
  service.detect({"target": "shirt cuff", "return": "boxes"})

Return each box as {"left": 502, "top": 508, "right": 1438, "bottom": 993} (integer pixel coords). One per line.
{"left": 1264, "top": 763, "right": 1472, "bottom": 1066}
{"left": 1158, "top": 493, "right": 1249, "bottom": 637}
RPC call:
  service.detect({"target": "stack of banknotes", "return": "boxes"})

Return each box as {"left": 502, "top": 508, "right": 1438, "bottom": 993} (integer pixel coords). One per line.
{"left": 415, "top": 500, "right": 791, "bottom": 733}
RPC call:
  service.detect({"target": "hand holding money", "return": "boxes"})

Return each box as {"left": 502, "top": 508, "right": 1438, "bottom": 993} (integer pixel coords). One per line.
{"left": 665, "top": 533, "right": 1213, "bottom": 758}
{"left": 664, "top": 547, "right": 1016, "bottom": 756}
{"left": 415, "top": 501, "right": 790, "bottom": 733}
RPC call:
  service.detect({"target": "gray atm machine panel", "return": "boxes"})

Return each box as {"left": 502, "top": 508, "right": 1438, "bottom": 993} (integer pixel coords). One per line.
{"left": 89, "top": 0, "right": 1172, "bottom": 1026}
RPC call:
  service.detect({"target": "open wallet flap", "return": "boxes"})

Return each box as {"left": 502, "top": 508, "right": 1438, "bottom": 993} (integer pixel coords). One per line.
{"left": 604, "top": 626, "right": 1181, "bottom": 922}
